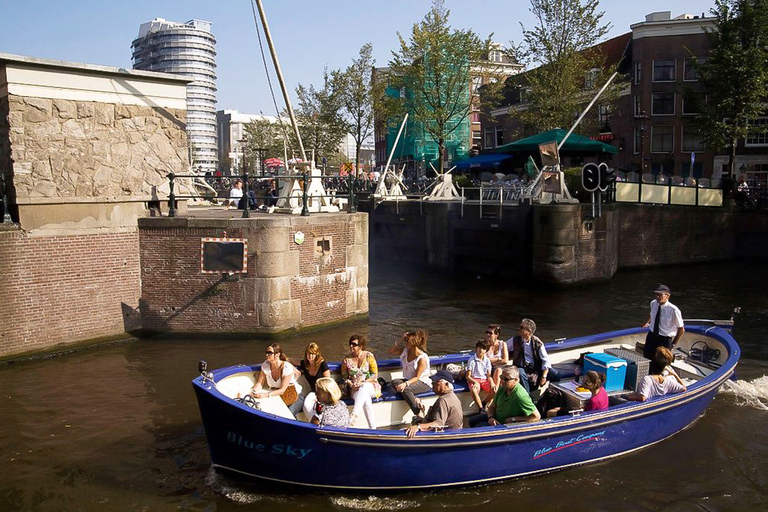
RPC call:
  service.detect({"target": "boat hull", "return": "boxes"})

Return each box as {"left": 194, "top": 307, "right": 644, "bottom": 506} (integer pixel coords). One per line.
{"left": 193, "top": 326, "right": 738, "bottom": 489}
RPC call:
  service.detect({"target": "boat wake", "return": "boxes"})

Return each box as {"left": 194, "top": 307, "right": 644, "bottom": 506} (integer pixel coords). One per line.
{"left": 721, "top": 376, "right": 768, "bottom": 411}
{"left": 331, "top": 496, "right": 418, "bottom": 510}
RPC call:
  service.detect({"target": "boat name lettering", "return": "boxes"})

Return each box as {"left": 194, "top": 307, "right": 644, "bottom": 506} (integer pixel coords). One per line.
{"left": 227, "top": 431, "right": 313, "bottom": 460}
{"left": 533, "top": 430, "right": 606, "bottom": 459}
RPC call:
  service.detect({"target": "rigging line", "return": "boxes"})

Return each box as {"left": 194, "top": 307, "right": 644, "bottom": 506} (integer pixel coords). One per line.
{"left": 249, "top": 0, "right": 293, "bottom": 149}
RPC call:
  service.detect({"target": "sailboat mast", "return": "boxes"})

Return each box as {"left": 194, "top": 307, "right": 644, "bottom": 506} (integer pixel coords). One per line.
{"left": 254, "top": 0, "right": 307, "bottom": 162}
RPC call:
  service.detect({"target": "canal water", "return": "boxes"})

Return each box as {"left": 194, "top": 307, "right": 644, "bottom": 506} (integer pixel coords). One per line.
{"left": 1, "top": 261, "right": 767, "bottom": 511}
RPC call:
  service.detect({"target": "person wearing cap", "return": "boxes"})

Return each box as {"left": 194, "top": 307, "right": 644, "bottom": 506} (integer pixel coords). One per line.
{"left": 642, "top": 285, "right": 685, "bottom": 365}
{"left": 404, "top": 370, "right": 463, "bottom": 438}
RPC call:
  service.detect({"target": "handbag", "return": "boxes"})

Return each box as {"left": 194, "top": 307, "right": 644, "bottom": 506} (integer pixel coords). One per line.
{"left": 280, "top": 384, "right": 299, "bottom": 406}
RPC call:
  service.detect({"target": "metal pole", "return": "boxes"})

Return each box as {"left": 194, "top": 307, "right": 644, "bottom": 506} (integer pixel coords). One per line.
{"left": 384, "top": 114, "right": 409, "bottom": 174}
{"left": 348, "top": 172, "right": 356, "bottom": 213}
{"left": 254, "top": 0, "right": 307, "bottom": 162}
{"left": 167, "top": 172, "right": 177, "bottom": 217}
{"left": 559, "top": 72, "right": 618, "bottom": 151}
{"left": 1, "top": 172, "right": 13, "bottom": 224}
{"left": 301, "top": 170, "right": 310, "bottom": 216}
{"left": 242, "top": 158, "right": 250, "bottom": 218}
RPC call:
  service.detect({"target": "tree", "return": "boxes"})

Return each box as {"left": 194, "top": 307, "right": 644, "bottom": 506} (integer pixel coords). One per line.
{"left": 696, "top": 0, "right": 768, "bottom": 177}
{"left": 334, "top": 43, "right": 382, "bottom": 175}
{"left": 389, "top": 0, "right": 489, "bottom": 172}
{"left": 512, "top": 0, "right": 615, "bottom": 135}
{"left": 243, "top": 116, "right": 287, "bottom": 172}
{"left": 294, "top": 71, "right": 346, "bottom": 168}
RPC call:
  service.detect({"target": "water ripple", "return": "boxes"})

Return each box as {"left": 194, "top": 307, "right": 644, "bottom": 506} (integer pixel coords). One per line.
{"left": 721, "top": 376, "right": 768, "bottom": 410}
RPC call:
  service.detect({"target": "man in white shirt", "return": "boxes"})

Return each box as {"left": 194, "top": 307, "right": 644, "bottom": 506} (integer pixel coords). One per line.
{"left": 642, "top": 284, "right": 684, "bottom": 365}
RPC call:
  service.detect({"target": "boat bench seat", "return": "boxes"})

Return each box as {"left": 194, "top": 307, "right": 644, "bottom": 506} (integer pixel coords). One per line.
{"left": 341, "top": 381, "right": 470, "bottom": 406}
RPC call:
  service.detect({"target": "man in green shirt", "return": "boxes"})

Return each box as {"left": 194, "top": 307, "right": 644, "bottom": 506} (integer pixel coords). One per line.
{"left": 481, "top": 366, "right": 540, "bottom": 426}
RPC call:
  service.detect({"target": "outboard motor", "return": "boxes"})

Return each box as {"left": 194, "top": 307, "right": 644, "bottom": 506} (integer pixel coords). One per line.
{"left": 199, "top": 360, "right": 214, "bottom": 384}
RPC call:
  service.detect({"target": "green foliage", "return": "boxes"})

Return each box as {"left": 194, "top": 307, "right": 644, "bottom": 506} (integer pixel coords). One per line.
{"left": 562, "top": 166, "right": 590, "bottom": 202}
{"left": 454, "top": 174, "right": 473, "bottom": 188}
{"left": 512, "top": 0, "right": 617, "bottom": 136}
{"left": 388, "top": 0, "right": 490, "bottom": 172}
{"left": 243, "top": 117, "right": 287, "bottom": 169}
{"left": 695, "top": 0, "right": 768, "bottom": 175}
{"left": 333, "top": 43, "right": 381, "bottom": 174}
{"left": 295, "top": 70, "right": 347, "bottom": 165}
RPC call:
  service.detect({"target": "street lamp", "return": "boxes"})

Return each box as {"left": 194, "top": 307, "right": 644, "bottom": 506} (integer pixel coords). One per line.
{"left": 238, "top": 138, "right": 250, "bottom": 218}
{"left": 634, "top": 110, "right": 650, "bottom": 175}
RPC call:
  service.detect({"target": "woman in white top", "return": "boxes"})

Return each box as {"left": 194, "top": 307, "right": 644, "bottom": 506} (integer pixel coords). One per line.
{"left": 390, "top": 329, "right": 431, "bottom": 418}
{"left": 486, "top": 324, "right": 509, "bottom": 388}
{"left": 251, "top": 343, "right": 304, "bottom": 416}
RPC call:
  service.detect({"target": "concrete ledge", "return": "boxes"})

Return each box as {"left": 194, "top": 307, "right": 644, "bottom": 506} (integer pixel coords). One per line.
{"left": 532, "top": 244, "right": 575, "bottom": 264}
{"left": 258, "top": 299, "right": 301, "bottom": 328}
{"left": 532, "top": 261, "right": 578, "bottom": 284}
{"left": 534, "top": 227, "right": 578, "bottom": 246}
{"left": 252, "top": 276, "right": 291, "bottom": 303}
{"left": 346, "top": 244, "right": 368, "bottom": 268}
{"left": 346, "top": 287, "right": 369, "bottom": 314}
{"left": 247, "top": 226, "right": 290, "bottom": 253}
{"left": 253, "top": 250, "right": 299, "bottom": 277}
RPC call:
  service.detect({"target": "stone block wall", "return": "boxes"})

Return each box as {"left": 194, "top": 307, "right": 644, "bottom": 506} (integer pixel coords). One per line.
{"left": 138, "top": 213, "right": 368, "bottom": 335}
{"left": 0, "top": 228, "right": 141, "bottom": 359}
{"left": 5, "top": 95, "right": 188, "bottom": 210}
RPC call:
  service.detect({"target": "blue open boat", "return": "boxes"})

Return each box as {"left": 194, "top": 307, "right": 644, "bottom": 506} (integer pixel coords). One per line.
{"left": 192, "top": 323, "right": 739, "bottom": 490}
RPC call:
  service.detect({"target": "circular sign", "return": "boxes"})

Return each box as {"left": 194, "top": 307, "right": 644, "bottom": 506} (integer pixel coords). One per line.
{"left": 294, "top": 231, "right": 305, "bottom": 245}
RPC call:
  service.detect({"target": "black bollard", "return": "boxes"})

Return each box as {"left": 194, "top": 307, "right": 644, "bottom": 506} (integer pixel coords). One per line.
{"left": 167, "top": 172, "right": 177, "bottom": 217}
{"left": 301, "top": 170, "right": 310, "bottom": 216}
{"left": 348, "top": 173, "right": 357, "bottom": 213}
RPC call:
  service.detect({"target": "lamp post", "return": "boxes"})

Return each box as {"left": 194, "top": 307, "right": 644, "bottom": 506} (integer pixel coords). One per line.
{"left": 634, "top": 110, "right": 650, "bottom": 175}
{"left": 239, "top": 138, "right": 250, "bottom": 218}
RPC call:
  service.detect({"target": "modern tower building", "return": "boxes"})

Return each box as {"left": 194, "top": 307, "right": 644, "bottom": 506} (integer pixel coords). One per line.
{"left": 132, "top": 18, "right": 218, "bottom": 173}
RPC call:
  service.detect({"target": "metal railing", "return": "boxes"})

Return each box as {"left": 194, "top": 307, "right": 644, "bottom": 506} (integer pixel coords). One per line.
{"left": 165, "top": 171, "right": 367, "bottom": 217}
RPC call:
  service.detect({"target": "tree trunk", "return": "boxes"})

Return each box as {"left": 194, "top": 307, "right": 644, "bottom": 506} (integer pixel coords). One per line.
{"left": 355, "top": 143, "right": 361, "bottom": 177}
{"left": 437, "top": 138, "right": 445, "bottom": 176}
{"left": 728, "top": 136, "right": 737, "bottom": 177}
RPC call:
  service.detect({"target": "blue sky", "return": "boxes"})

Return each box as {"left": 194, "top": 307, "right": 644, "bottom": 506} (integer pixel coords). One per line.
{"left": 1, "top": 0, "right": 715, "bottom": 115}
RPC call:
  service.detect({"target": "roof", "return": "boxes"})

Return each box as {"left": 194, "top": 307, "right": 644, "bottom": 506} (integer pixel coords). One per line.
{"left": 454, "top": 153, "right": 513, "bottom": 170}
{"left": 494, "top": 129, "right": 619, "bottom": 155}
{"left": 0, "top": 52, "right": 193, "bottom": 84}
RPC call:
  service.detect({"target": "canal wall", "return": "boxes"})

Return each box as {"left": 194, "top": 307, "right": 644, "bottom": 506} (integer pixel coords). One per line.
{"left": 137, "top": 213, "right": 368, "bottom": 336}
{"left": 365, "top": 199, "right": 764, "bottom": 285}
{"left": 0, "top": 54, "right": 191, "bottom": 360}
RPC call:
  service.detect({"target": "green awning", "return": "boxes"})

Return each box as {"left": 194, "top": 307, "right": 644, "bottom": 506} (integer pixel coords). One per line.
{"left": 495, "top": 129, "right": 619, "bottom": 155}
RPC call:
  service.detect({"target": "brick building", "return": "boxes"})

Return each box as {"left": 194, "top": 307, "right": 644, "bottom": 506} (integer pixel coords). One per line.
{"left": 482, "top": 11, "right": 768, "bottom": 186}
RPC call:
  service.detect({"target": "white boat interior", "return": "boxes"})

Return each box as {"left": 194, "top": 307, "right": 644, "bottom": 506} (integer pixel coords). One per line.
{"left": 213, "top": 329, "right": 729, "bottom": 429}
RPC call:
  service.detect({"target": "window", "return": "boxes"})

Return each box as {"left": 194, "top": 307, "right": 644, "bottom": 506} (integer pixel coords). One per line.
{"left": 746, "top": 118, "right": 768, "bottom": 146}
{"left": 682, "top": 92, "right": 706, "bottom": 115}
{"left": 682, "top": 125, "right": 706, "bottom": 152}
{"left": 652, "top": 92, "right": 675, "bottom": 116}
{"left": 683, "top": 58, "right": 706, "bottom": 81}
{"left": 634, "top": 127, "right": 640, "bottom": 154}
{"left": 489, "top": 49, "right": 503, "bottom": 63}
{"left": 585, "top": 68, "right": 600, "bottom": 89}
{"left": 484, "top": 128, "right": 495, "bottom": 148}
{"left": 653, "top": 59, "right": 676, "bottom": 82}
{"left": 634, "top": 94, "right": 642, "bottom": 116}
{"left": 471, "top": 76, "right": 482, "bottom": 94}
{"left": 651, "top": 126, "right": 674, "bottom": 153}
{"left": 634, "top": 61, "right": 642, "bottom": 85}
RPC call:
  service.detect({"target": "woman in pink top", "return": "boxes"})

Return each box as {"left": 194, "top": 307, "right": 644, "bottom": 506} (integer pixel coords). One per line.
{"left": 583, "top": 370, "right": 609, "bottom": 411}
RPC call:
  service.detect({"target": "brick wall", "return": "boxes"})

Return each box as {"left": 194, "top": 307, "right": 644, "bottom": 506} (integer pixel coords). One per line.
{"left": 0, "top": 229, "right": 141, "bottom": 358}
{"left": 138, "top": 213, "right": 368, "bottom": 335}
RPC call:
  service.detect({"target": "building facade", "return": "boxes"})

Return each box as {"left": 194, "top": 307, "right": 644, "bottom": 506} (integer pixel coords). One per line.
{"left": 132, "top": 18, "right": 218, "bottom": 173}
{"left": 374, "top": 44, "right": 522, "bottom": 177}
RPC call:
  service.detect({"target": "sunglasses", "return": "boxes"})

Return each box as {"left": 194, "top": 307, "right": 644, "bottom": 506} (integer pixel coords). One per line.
{"left": 265, "top": 351, "right": 275, "bottom": 355}
{"left": 500, "top": 376, "right": 515, "bottom": 382}
{"left": 485, "top": 331, "right": 495, "bottom": 335}
{"left": 349, "top": 342, "right": 360, "bottom": 347}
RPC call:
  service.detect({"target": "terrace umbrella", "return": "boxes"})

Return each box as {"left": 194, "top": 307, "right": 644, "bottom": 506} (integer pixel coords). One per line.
{"left": 263, "top": 158, "right": 283, "bottom": 169}
{"left": 495, "top": 128, "right": 619, "bottom": 155}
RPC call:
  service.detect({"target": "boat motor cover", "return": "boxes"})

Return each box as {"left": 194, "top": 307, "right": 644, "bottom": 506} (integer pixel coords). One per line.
{"left": 583, "top": 353, "right": 628, "bottom": 392}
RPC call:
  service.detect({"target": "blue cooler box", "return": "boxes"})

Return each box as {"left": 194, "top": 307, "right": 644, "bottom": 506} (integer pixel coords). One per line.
{"left": 583, "top": 353, "right": 627, "bottom": 392}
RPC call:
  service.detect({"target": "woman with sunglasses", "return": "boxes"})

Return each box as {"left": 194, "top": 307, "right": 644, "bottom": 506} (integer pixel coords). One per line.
{"left": 251, "top": 343, "right": 305, "bottom": 416}
{"left": 298, "top": 342, "right": 331, "bottom": 420}
{"left": 341, "top": 334, "right": 381, "bottom": 428}
{"left": 390, "top": 329, "right": 431, "bottom": 419}
{"left": 486, "top": 324, "right": 509, "bottom": 388}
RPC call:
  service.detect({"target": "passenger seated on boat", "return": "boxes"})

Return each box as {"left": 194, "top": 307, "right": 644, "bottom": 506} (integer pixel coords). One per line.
{"left": 466, "top": 339, "right": 496, "bottom": 411}
{"left": 469, "top": 366, "right": 541, "bottom": 427}
{"left": 311, "top": 377, "right": 350, "bottom": 428}
{"left": 405, "top": 371, "right": 463, "bottom": 438}
{"left": 506, "top": 318, "right": 560, "bottom": 394}
{"left": 582, "top": 371, "right": 609, "bottom": 412}
{"left": 341, "top": 334, "right": 381, "bottom": 429}
{"left": 251, "top": 343, "right": 304, "bottom": 416}
{"left": 390, "top": 329, "right": 432, "bottom": 419}
{"left": 486, "top": 324, "right": 509, "bottom": 388}
{"left": 625, "top": 347, "right": 686, "bottom": 402}
{"left": 297, "top": 343, "right": 331, "bottom": 420}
